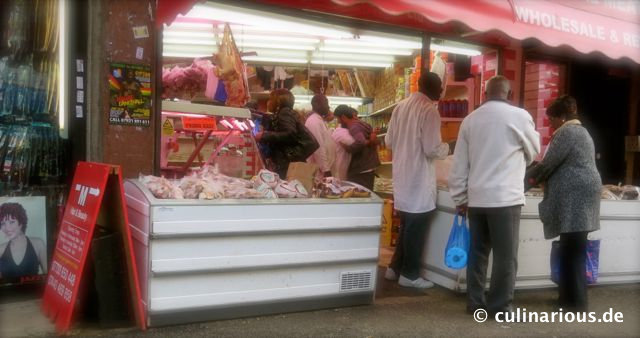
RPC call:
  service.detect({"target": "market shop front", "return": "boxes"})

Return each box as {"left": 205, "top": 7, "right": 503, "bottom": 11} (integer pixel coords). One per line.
{"left": 252, "top": 0, "right": 640, "bottom": 291}
{"left": 126, "top": 0, "right": 517, "bottom": 326}
{"left": 12, "top": 0, "right": 632, "bottom": 331}
{"left": 125, "top": 0, "right": 640, "bottom": 327}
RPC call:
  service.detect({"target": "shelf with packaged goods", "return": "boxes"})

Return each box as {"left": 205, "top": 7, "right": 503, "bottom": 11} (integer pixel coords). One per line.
{"left": 251, "top": 92, "right": 373, "bottom": 106}
{"left": 367, "top": 102, "right": 398, "bottom": 118}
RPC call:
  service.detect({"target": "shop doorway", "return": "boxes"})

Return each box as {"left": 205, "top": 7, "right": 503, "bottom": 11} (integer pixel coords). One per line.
{"left": 569, "top": 61, "right": 631, "bottom": 185}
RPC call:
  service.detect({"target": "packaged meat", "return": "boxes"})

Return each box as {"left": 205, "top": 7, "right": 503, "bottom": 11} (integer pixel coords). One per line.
{"left": 601, "top": 187, "right": 620, "bottom": 200}
{"left": 255, "top": 182, "right": 278, "bottom": 199}
{"left": 274, "top": 180, "right": 308, "bottom": 198}
{"left": 621, "top": 185, "right": 640, "bottom": 200}
{"left": 290, "top": 180, "right": 309, "bottom": 198}
{"left": 254, "top": 169, "right": 280, "bottom": 189}
{"left": 274, "top": 182, "right": 297, "bottom": 198}
{"left": 139, "top": 174, "right": 184, "bottom": 199}
{"left": 179, "top": 175, "right": 224, "bottom": 200}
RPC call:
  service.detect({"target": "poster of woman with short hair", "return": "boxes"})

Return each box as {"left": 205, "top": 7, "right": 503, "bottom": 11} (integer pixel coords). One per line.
{"left": 0, "top": 197, "right": 48, "bottom": 285}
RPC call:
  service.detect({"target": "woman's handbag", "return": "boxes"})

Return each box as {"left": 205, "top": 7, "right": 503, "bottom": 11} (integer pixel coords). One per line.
{"left": 444, "top": 215, "right": 470, "bottom": 269}
{"left": 286, "top": 121, "right": 319, "bottom": 162}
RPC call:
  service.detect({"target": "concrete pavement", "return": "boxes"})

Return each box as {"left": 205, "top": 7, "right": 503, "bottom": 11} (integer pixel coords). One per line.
{"left": 2, "top": 273, "right": 639, "bottom": 337}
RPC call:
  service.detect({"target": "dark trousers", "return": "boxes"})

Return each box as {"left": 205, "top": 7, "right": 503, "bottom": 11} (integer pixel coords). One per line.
{"left": 390, "top": 210, "right": 434, "bottom": 280}
{"left": 558, "top": 231, "right": 588, "bottom": 311}
{"left": 467, "top": 206, "right": 521, "bottom": 313}
{"left": 348, "top": 171, "right": 375, "bottom": 191}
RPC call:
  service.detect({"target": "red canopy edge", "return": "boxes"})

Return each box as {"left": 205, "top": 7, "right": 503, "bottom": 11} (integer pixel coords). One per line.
{"left": 331, "top": 0, "right": 640, "bottom": 63}
{"left": 157, "top": 0, "right": 205, "bottom": 27}
{"left": 157, "top": 0, "right": 639, "bottom": 63}
{"left": 253, "top": 0, "right": 640, "bottom": 63}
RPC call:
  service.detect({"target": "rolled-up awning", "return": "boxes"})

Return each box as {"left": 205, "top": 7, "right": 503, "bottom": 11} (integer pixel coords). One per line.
{"left": 248, "top": 0, "right": 640, "bottom": 63}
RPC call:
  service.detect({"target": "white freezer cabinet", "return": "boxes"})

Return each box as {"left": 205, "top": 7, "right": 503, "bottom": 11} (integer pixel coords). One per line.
{"left": 124, "top": 179, "right": 384, "bottom": 327}
{"left": 422, "top": 189, "right": 640, "bottom": 291}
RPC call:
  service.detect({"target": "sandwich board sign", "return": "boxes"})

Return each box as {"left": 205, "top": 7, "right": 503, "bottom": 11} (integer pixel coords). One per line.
{"left": 41, "top": 162, "right": 145, "bottom": 333}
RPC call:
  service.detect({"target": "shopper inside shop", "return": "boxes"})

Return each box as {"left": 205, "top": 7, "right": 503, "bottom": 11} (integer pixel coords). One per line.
{"left": 255, "top": 89, "right": 319, "bottom": 178}
{"left": 383, "top": 72, "right": 450, "bottom": 289}
{"left": 305, "top": 94, "right": 336, "bottom": 178}
{"left": 333, "top": 106, "right": 379, "bottom": 190}
{"left": 0, "top": 203, "right": 48, "bottom": 281}
{"left": 331, "top": 107, "right": 356, "bottom": 181}
{"left": 448, "top": 75, "right": 540, "bottom": 314}
{"left": 527, "top": 95, "right": 601, "bottom": 312}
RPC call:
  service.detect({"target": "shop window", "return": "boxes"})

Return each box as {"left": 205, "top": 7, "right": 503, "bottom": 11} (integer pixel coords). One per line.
{"left": 0, "top": 0, "right": 69, "bottom": 287}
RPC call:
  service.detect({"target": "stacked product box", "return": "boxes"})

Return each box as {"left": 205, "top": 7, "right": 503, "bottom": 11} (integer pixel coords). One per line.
{"left": 523, "top": 62, "right": 564, "bottom": 159}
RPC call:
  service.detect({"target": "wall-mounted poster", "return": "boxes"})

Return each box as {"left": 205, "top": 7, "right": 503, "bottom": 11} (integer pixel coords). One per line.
{"left": 0, "top": 196, "right": 47, "bottom": 285}
{"left": 109, "top": 63, "right": 152, "bottom": 127}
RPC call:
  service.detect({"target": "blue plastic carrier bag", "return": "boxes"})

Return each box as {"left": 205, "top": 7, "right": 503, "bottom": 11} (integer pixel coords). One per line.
{"left": 550, "top": 239, "right": 600, "bottom": 284}
{"left": 444, "top": 215, "right": 470, "bottom": 269}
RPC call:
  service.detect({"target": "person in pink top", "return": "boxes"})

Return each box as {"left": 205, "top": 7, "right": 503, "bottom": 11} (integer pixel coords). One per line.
{"left": 331, "top": 107, "right": 357, "bottom": 181}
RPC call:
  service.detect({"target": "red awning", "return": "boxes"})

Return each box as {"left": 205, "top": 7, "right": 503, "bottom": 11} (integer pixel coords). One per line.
{"left": 157, "top": 0, "right": 205, "bottom": 27}
{"left": 250, "top": 0, "right": 640, "bottom": 63}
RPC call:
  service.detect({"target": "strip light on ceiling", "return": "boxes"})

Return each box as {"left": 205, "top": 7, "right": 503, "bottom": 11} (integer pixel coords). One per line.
{"left": 164, "top": 3, "right": 497, "bottom": 70}
{"left": 163, "top": 52, "right": 213, "bottom": 58}
{"left": 237, "top": 42, "right": 315, "bottom": 51}
{"left": 313, "top": 52, "right": 394, "bottom": 62}
{"left": 190, "top": 3, "right": 353, "bottom": 39}
{"left": 324, "top": 37, "right": 421, "bottom": 50}
{"left": 231, "top": 34, "right": 320, "bottom": 44}
{"left": 165, "top": 2, "right": 426, "bottom": 64}
{"left": 311, "top": 59, "right": 392, "bottom": 68}
{"left": 294, "top": 95, "right": 364, "bottom": 107}
{"left": 164, "top": 38, "right": 217, "bottom": 46}
{"left": 430, "top": 43, "right": 481, "bottom": 56}
{"left": 319, "top": 46, "right": 413, "bottom": 56}
{"left": 164, "top": 31, "right": 216, "bottom": 39}
{"left": 242, "top": 56, "right": 308, "bottom": 64}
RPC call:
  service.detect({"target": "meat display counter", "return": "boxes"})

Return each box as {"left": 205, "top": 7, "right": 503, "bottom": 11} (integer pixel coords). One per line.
{"left": 124, "top": 179, "right": 383, "bottom": 327}
{"left": 421, "top": 189, "right": 640, "bottom": 291}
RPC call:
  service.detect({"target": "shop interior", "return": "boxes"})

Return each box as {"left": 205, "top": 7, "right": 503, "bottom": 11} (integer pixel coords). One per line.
{"left": 159, "top": 1, "right": 497, "bottom": 249}
{"left": 522, "top": 44, "right": 638, "bottom": 186}
{"left": 128, "top": 2, "right": 640, "bottom": 323}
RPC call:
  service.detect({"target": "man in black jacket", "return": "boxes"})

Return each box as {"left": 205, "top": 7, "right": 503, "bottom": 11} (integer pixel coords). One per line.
{"left": 333, "top": 105, "right": 379, "bottom": 190}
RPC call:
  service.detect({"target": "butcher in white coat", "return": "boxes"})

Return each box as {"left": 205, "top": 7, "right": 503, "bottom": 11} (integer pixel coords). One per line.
{"left": 384, "top": 72, "right": 449, "bottom": 289}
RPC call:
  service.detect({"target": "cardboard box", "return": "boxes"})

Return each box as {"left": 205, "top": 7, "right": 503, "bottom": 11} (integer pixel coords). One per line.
{"left": 380, "top": 199, "right": 393, "bottom": 247}
{"left": 626, "top": 136, "right": 640, "bottom": 152}
{"left": 286, "top": 162, "right": 318, "bottom": 193}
